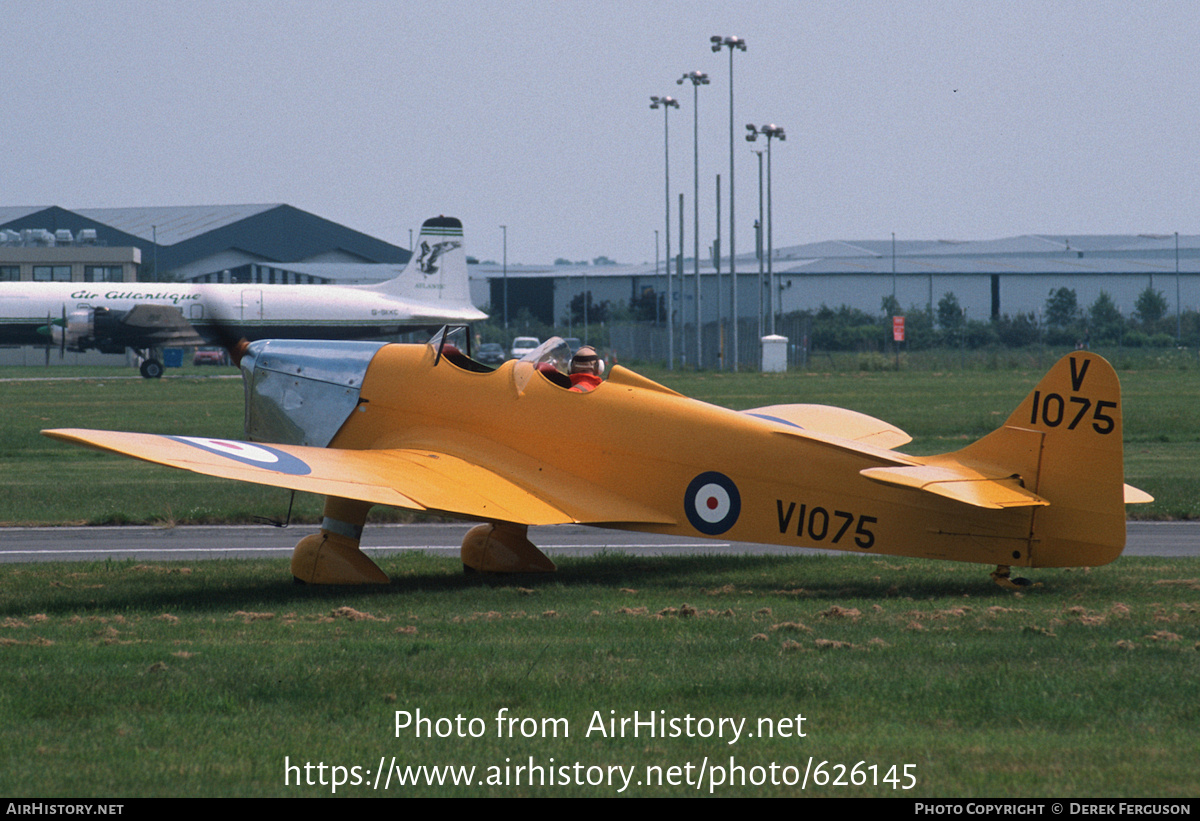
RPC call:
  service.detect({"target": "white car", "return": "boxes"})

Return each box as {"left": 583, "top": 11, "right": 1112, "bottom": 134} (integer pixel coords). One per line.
{"left": 510, "top": 336, "right": 540, "bottom": 359}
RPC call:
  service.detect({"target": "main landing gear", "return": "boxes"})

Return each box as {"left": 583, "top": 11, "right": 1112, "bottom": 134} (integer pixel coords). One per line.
{"left": 134, "top": 348, "right": 164, "bottom": 379}
{"left": 139, "top": 358, "right": 164, "bottom": 379}
{"left": 460, "top": 523, "right": 556, "bottom": 573}
{"left": 288, "top": 496, "right": 557, "bottom": 584}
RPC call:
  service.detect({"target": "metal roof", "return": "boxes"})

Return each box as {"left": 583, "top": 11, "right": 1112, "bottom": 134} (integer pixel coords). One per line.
{"left": 469, "top": 233, "right": 1200, "bottom": 281}
{"left": 73, "top": 205, "right": 282, "bottom": 245}
{"left": 0, "top": 206, "right": 53, "bottom": 224}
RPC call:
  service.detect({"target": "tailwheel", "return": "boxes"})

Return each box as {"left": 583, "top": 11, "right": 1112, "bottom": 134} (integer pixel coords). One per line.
{"left": 990, "top": 565, "right": 1035, "bottom": 590}
{"left": 461, "top": 523, "right": 556, "bottom": 573}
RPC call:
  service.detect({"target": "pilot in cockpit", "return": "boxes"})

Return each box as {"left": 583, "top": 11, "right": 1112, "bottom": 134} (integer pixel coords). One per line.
{"left": 568, "top": 346, "right": 604, "bottom": 393}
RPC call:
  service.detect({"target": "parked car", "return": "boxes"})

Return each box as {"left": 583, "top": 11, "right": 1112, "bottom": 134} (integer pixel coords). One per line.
{"left": 562, "top": 337, "right": 583, "bottom": 356}
{"left": 193, "top": 347, "right": 229, "bottom": 366}
{"left": 477, "top": 342, "right": 505, "bottom": 365}
{"left": 510, "top": 336, "right": 540, "bottom": 359}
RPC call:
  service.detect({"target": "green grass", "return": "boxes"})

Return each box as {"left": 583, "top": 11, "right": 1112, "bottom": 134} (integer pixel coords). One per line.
{"left": 1, "top": 553, "right": 1197, "bottom": 797}
{"left": 2, "top": 349, "right": 1197, "bottom": 523}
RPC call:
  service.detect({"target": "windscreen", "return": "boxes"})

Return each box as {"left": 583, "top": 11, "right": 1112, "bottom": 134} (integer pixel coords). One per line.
{"left": 520, "top": 336, "right": 572, "bottom": 375}
{"left": 427, "top": 325, "right": 472, "bottom": 363}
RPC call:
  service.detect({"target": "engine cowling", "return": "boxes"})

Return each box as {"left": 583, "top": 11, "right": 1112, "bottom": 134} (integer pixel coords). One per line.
{"left": 239, "top": 339, "right": 388, "bottom": 446}
{"left": 48, "top": 307, "right": 126, "bottom": 353}
{"left": 51, "top": 308, "right": 94, "bottom": 352}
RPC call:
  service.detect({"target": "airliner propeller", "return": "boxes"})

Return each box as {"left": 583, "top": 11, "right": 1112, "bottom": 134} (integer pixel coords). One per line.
{"left": 35, "top": 308, "right": 67, "bottom": 366}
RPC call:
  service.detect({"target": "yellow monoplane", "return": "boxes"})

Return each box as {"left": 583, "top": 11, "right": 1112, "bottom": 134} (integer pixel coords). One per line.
{"left": 44, "top": 327, "right": 1151, "bottom": 587}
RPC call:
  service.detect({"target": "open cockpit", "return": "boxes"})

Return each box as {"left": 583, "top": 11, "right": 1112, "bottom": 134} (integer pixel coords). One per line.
{"left": 428, "top": 325, "right": 576, "bottom": 388}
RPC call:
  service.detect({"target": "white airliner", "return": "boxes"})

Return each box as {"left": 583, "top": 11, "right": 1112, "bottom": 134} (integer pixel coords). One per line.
{"left": 0, "top": 216, "right": 486, "bottom": 376}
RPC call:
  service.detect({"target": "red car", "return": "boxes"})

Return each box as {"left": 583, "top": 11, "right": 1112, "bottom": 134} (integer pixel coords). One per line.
{"left": 193, "top": 347, "right": 230, "bottom": 366}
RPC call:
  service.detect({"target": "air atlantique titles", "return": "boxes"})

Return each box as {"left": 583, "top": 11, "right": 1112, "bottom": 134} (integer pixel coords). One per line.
{"left": 70, "top": 290, "right": 201, "bottom": 305}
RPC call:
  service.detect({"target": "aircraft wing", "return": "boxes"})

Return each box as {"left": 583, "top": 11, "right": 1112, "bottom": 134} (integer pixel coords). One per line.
{"left": 41, "top": 429, "right": 675, "bottom": 527}
{"left": 114, "top": 304, "right": 207, "bottom": 347}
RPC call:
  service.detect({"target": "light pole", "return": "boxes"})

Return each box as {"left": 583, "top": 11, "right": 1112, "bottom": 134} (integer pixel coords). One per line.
{"left": 745, "top": 123, "right": 785, "bottom": 334}
{"left": 500, "top": 225, "right": 508, "bottom": 330}
{"left": 678, "top": 70, "right": 709, "bottom": 368}
{"left": 650, "top": 94, "right": 679, "bottom": 369}
{"left": 654, "top": 229, "right": 660, "bottom": 328}
{"left": 751, "top": 149, "right": 763, "bottom": 347}
{"left": 712, "top": 35, "right": 746, "bottom": 370}
{"left": 1176, "top": 231, "right": 1182, "bottom": 343}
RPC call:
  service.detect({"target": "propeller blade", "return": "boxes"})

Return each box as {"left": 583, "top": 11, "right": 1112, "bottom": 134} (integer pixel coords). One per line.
{"left": 229, "top": 338, "right": 250, "bottom": 368}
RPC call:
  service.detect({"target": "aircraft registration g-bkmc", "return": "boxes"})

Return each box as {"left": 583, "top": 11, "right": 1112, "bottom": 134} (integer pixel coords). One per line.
{"left": 45, "top": 330, "right": 1151, "bottom": 588}
{"left": 0, "top": 216, "right": 484, "bottom": 377}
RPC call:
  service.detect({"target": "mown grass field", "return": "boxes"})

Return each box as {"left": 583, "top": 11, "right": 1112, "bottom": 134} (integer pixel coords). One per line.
{"left": 2, "top": 553, "right": 1198, "bottom": 797}
{"left": 1, "top": 349, "right": 1197, "bottom": 797}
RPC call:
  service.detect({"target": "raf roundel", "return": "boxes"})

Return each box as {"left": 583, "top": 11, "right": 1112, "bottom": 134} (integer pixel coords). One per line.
{"left": 168, "top": 436, "right": 312, "bottom": 476}
{"left": 684, "top": 471, "right": 742, "bottom": 535}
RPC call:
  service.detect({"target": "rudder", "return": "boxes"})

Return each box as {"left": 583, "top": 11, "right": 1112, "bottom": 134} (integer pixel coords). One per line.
{"left": 955, "top": 352, "right": 1129, "bottom": 567}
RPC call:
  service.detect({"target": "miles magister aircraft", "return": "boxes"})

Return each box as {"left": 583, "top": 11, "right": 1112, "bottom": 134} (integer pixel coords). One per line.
{"left": 44, "top": 328, "right": 1151, "bottom": 588}
{"left": 0, "top": 216, "right": 484, "bottom": 377}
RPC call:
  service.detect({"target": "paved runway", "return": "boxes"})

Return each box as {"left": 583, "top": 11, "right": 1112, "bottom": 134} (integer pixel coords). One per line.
{"left": 1, "top": 521, "right": 1194, "bottom": 563}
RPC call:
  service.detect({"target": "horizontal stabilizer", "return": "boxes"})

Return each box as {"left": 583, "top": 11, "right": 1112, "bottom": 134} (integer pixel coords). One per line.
{"left": 745, "top": 404, "right": 912, "bottom": 449}
{"left": 1124, "top": 484, "right": 1154, "bottom": 504}
{"left": 860, "top": 464, "right": 1049, "bottom": 510}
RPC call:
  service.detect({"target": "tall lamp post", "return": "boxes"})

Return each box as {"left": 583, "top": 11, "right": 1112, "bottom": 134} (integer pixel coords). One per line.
{"left": 751, "top": 149, "right": 763, "bottom": 346}
{"left": 650, "top": 94, "right": 680, "bottom": 369}
{"left": 678, "top": 70, "right": 709, "bottom": 368}
{"left": 745, "top": 123, "right": 785, "bottom": 334}
{"left": 712, "top": 35, "right": 746, "bottom": 370}
{"left": 500, "top": 225, "right": 508, "bottom": 330}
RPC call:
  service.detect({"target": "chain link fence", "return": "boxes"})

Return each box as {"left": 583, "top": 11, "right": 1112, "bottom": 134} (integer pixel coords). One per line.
{"left": 609, "top": 315, "right": 813, "bottom": 370}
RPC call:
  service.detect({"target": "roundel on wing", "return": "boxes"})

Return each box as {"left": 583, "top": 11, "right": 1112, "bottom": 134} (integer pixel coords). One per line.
{"left": 167, "top": 436, "right": 312, "bottom": 476}
{"left": 684, "top": 471, "right": 741, "bottom": 535}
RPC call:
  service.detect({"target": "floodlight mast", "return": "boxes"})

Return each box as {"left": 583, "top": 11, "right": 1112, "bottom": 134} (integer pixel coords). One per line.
{"left": 746, "top": 123, "right": 785, "bottom": 335}
{"left": 650, "top": 94, "right": 680, "bottom": 369}
{"left": 712, "top": 35, "right": 746, "bottom": 370}
{"left": 500, "top": 225, "right": 508, "bottom": 330}
{"left": 678, "top": 70, "right": 709, "bottom": 368}
{"left": 751, "top": 147, "right": 763, "bottom": 347}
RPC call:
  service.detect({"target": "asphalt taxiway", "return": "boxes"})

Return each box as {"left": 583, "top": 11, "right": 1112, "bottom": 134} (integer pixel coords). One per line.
{"left": 1, "top": 521, "right": 1194, "bottom": 563}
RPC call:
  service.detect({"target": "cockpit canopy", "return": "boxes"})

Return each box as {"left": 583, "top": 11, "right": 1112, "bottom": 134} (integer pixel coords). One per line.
{"left": 428, "top": 326, "right": 574, "bottom": 379}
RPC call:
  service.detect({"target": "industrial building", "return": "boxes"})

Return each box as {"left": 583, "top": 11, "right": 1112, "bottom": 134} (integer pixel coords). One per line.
{"left": 472, "top": 234, "right": 1200, "bottom": 328}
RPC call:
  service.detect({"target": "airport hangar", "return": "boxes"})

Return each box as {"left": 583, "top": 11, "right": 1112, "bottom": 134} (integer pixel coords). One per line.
{"left": 0, "top": 204, "right": 411, "bottom": 286}
{"left": 3, "top": 204, "right": 1198, "bottom": 330}
{"left": 467, "top": 234, "right": 1200, "bottom": 328}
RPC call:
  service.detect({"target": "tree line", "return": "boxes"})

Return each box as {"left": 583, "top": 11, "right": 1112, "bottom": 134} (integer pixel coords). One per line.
{"left": 800, "top": 286, "right": 1195, "bottom": 352}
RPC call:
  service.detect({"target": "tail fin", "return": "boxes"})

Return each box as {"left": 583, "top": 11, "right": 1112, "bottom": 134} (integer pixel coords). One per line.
{"left": 366, "top": 216, "right": 485, "bottom": 321}
{"left": 953, "top": 351, "right": 1139, "bottom": 567}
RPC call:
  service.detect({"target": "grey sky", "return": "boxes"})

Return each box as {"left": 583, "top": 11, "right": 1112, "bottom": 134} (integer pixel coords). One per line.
{"left": 3, "top": 0, "right": 1198, "bottom": 265}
